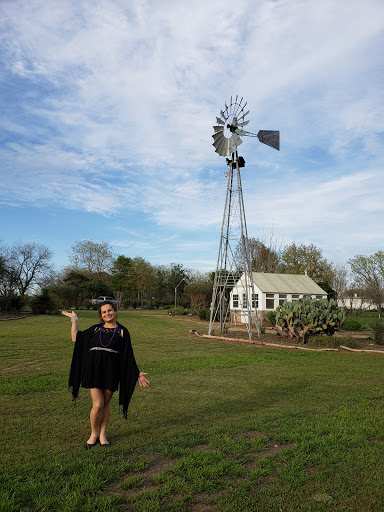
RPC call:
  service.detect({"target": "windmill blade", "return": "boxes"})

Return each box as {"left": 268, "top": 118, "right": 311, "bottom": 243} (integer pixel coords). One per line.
{"left": 229, "top": 134, "right": 242, "bottom": 152}
{"left": 238, "top": 110, "right": 250, "bottom": 121}
{"left": 238, "top": 103, "right": 247, "bottom": 118}
{"left": 257, "top": 130, "right": 280, "bottom": 151}
{"left": 214, "top": 137, "right": 230, "bottom": 156}
{"left": 212, "top": 132, "right": 224, "bottom": 143}
{"left": 212, "top": 137, "right": 223, "bottom": 150}
{"left": 216, "top": 117, "right": 225, "bottom": 125}
{"left": 237, "top": 119, "right": 249, "bottom": 127}
{"left": 233, "top": 103, "right": 241, "bottom": 117}
{"left": 213, "top": 134, "right": 227, "bottom": 154}
{"left": 229, "top": 138, "right": 242, "bottom": 154}
{"left": 218, "top": 138, "right": 230, "bottom": 156}
{"left": 213, "top": 125, "right": 224, "bottom": 133}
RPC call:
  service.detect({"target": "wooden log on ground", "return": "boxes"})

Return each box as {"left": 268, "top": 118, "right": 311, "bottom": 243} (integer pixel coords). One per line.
{"left": 340, "top": 345, "right": 384, "bottom": 354}
{"left": 189, "top": 330, "right": 338, "bottom": 351}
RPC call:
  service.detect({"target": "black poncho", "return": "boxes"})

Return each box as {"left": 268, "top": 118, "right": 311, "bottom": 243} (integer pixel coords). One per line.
{"left": 68, "top": 322, "right": 140, "bottom": 419}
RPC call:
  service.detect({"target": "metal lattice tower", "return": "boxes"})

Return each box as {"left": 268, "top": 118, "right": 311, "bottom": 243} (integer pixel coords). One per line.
{"left": 208, "top": 96, "right": 279, "bottom": 340}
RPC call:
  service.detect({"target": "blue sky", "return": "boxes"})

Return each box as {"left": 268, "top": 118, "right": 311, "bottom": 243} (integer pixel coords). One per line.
{"left": 1, "top": 0, "right": 383, "bottom": 273}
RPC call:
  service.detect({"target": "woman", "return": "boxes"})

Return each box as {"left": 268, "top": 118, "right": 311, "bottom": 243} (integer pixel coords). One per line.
{"left": 62, "top": 302, "right": 149, "bottom": 449}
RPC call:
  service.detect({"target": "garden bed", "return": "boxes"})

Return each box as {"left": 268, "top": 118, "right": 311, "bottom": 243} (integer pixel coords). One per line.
{"left": 196, "top": 327, "right": 384, "bottom": 352}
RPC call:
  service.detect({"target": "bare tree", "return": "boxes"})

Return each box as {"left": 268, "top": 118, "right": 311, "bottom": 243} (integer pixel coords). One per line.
{"left": 238, "top": 225, "right": 284, "bottom": 273}
{"left": 0, "top": 251, "right": 18, "bottom": 310}
{"left": 69, "top": 240, "right": 114, "bottom": 274}
{"left": 349, "top": 251, "right": 384, "bottom": 317}
{"left": 341, "top": 287, "right": 373, "bottom": 316}
{"left": 246, "top": 238, "right": 281, "bottom": 273}
{"left": 8, "top": 241, "right": 54, "bottom": 296}
{"left": 331, "top": 262, "right": 349, "bottom": 300}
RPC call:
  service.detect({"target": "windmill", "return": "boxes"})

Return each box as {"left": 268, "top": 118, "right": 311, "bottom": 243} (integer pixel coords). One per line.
{"left": 208, "top": 96, "right": 279, "bottom": 340}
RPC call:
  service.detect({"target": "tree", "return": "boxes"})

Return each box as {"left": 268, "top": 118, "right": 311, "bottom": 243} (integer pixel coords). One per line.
{"left": 69, "top": 240, "right": 114, "bottom": 274}
{"left": 7, "top": 241, "right": 54, "bottom": 296}
{"left": 131, "top": 257, "right": 156, "bottom": 308}
{"left": 62, "top": 270, "right": 92, "bottom": 308}
{"left": 341, "top": 287, "right": 372, "bottom": 316}
{"left": 280, "top": 242, "right": 333, "bottom": 284}
{"left": 246, "top": 238, "right": 281, "bottom": 273}
{"left": 154, "top": 264, "right": 191, "bottom": 306}
{"left": 111, "top": 256, "right": 135, "bottom": 306}
{"left": 349, "top": 251, "right": 384, "bottom": 317}
{"left": 0, "top": 252, "right": 18, "bottom": 311}
{"left": 185, "top": 281, "right": 213, "bottom": 315}
{"left": 330, "top": 263, "right": 349, "bottom": 300}
{"left": 111, "top": 256, "right": 134, "bottom": 290}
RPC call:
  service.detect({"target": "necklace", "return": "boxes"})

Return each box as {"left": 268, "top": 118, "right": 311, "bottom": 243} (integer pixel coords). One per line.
{"left": 99, "top": 324, "right": 118, "bottom": 348}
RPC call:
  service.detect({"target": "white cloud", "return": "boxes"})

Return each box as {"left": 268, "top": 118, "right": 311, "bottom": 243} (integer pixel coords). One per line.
{"left": 0, "top": 0, "right": 383, "bottom": 267}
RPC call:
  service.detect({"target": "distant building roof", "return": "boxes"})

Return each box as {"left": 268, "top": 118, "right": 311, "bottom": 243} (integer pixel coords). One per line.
{"left": 250, "top": 273, "right": 327, "bottom": 295}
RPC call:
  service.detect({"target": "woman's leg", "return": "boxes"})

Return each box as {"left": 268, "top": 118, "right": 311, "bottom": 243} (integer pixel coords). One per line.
{"left": 87, "top": 388, "right": 105, "bottom": 444}
{"left": 99, "top": 389, "right": 114, "bottom": 445}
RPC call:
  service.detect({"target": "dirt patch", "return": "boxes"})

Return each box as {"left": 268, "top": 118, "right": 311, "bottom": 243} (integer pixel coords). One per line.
{"left": 1, "top": 365, "right": 22, "bottom": 374}
{"left": 107, "top": 434, "right": 293, "bottom": 510}
{"left": 242, "top": 431, "right": 268, "bottom": 441}
{"left": 194, "top": 444, "right": 216, "bottom": 452}
{"left": 107, "top": 454, "right": 177, "bottom": 497}
{"left": 188, "top": 497, "right": 217, "bottom": 511}
{"left": 243, "top": 440, "right": 294, "bottom": 472}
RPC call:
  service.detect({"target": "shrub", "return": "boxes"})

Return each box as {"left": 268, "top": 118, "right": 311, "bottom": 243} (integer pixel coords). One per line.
{"left": 123, "top": 298, "right": 132, "bottom": 309}
{"left": 0, "top": 293, "right": 26, "bottom": 312}
{"left": 266, "top": 311, "right": 276, "bottom": 326}
{"left": 197, "top": 308, "right": 210, "bottom": 321}
{"left": 275, "top": 297, "right": 345, "bottom": 343}
{"left": 79, "top": 299, "right": 92, "bottom": 310}
{"left": 150, "top": 300, "right": 162, "bottom": 310}
{"left": 341, "top": 317, "right": 362, "bottom": 332}
{"left": 373, "top": 322, "right": 384, "bottom": 345}
{"left": 30, "top": 289, "right": 57, "bottom": 315}
{"left": 308, "top": 335, "right": 359, "bottom": 349}
{"left": 308, "top": 335, "right": 341, "bottom": 348}
{"left": 169, "top": 306, "right": 186, "bottom": 316}
{"left": 338, "top": 336, "right": 360, "bottom": 349}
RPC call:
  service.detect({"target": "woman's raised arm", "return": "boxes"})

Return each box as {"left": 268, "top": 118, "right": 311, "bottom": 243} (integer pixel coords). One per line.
{"left": 62, "top": 310, "right": 79, "bottom": 342}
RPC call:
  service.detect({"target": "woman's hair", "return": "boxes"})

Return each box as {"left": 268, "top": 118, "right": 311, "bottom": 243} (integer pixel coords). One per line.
{"left": 98, "top": 301, "right": 117, "bottom": 322}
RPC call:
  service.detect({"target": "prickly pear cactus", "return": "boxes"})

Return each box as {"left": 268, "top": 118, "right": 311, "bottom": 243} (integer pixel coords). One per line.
{"left": 275, "top": 297, "right": 345, "bottom": 343}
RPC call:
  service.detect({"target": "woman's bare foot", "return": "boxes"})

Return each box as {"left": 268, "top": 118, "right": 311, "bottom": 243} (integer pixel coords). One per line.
{"left": 99, "top": 434, "right": 110, "bottom": 446}
{"left": 86, "top": 434, "right": 99, "bottom": 445}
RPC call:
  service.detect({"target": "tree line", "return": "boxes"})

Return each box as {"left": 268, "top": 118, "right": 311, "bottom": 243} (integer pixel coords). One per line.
{"left": 1, "top": 238, "right": 383, "bottom": 316}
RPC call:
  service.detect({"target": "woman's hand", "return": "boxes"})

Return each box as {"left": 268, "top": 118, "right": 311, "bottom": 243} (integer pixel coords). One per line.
{"left": 62, "top": 310, "right": 78, "bottom": 321}
{"left": 138, "top": 372, "right": 149, "bottom": 387}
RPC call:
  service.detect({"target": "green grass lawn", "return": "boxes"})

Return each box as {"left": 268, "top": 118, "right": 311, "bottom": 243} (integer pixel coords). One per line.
{"left": 2, "top": 310, "right": 384, "bottom": 511}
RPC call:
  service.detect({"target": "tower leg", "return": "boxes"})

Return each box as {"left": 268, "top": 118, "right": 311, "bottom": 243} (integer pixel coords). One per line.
{"left": 208, "top": 154, "right": 260, "bottom": 340}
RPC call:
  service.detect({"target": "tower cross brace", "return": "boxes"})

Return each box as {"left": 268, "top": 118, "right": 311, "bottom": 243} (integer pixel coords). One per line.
{"left": 208, "top": 151, "right": 260, "bottom": 340}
